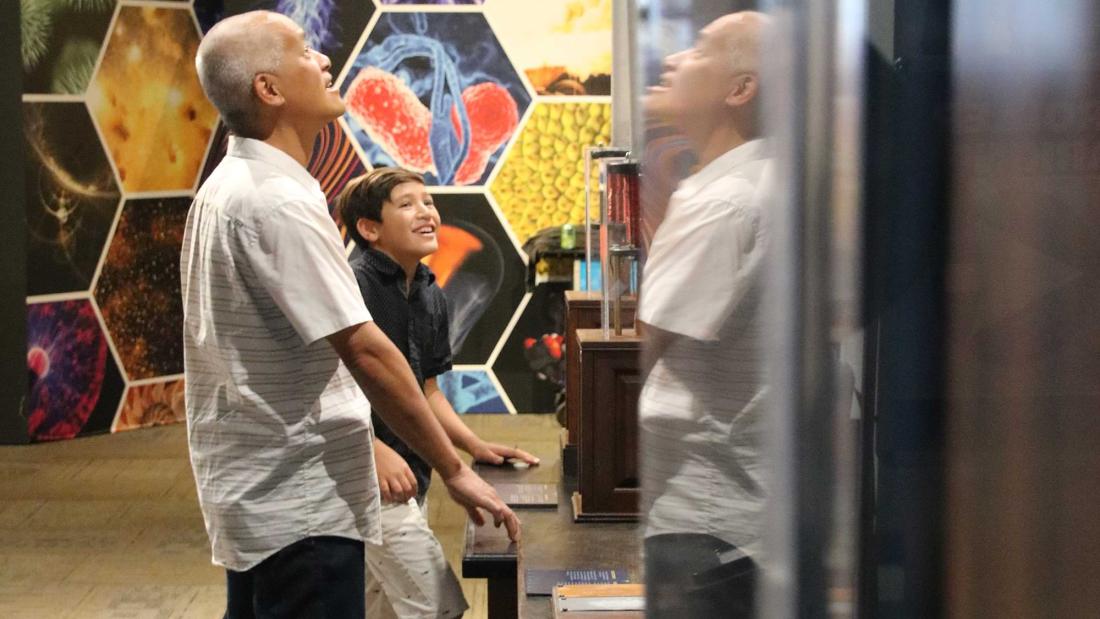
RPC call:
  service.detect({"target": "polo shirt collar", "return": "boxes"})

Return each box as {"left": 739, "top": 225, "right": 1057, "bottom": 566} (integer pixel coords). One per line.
{"left": 227, "top": 136, "right": 322, "bottom": 195}
{"left": 362, "top": 248, "right": 436, "bottom": 286}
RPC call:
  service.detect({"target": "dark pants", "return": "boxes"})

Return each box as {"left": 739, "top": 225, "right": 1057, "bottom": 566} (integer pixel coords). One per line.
{"left": 645, "top": 533, "right": 757, "bottom": 619}
{"left": 224, "top": 536, "right": 365, "bottom": 619}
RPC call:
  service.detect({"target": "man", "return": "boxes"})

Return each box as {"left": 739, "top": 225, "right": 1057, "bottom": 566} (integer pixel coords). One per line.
{"left": 181, "top": 12, "right": 518, "bottom": 618}
{"left": 334, "top": 167, "right": 539, "bottom": 618}
{"left": 638, "top": 11, "right": 772, "bottom": 618}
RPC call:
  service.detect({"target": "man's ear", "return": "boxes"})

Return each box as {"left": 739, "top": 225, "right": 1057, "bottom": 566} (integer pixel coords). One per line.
{"left": 253, "top": 72, "right": 285, "bottom": 107}
{"left": 726, "top": 73, "right": 759, "bottom": 108}
{"left": 357, "top": 218, "right": 381, "bottom": 244}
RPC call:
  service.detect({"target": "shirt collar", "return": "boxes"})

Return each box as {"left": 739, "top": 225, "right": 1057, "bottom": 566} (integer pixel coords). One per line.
{"left": 227, "top": 136, "right": 322, "bottom": 196}
{"left": 676, "top": 138, "right": 768, "bottom": 201}
{"left": 362, "top": 247, "right": 436, "bottom": 286}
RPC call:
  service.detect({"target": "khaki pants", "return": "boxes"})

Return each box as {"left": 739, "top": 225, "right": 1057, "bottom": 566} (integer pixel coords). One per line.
{"left": 365, "top": 498, "right": 468, "bottom": 619}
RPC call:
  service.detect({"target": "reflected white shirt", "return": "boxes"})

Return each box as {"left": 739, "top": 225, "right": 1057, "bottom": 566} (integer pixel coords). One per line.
{"left": 639, "top": 139, "right": 771, "bottom": 553}
{"left": 181, "top": 137, "right": 381, "bottom": 571}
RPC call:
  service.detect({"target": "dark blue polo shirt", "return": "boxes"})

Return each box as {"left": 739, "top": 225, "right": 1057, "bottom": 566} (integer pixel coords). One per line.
{"left": 350, "top": 247, "right": 452, "bottom": 500}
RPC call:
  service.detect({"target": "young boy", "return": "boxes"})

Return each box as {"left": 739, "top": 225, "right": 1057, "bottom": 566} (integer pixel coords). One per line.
{"left": 335, "top": 167, "right": 539, "bottom": 619}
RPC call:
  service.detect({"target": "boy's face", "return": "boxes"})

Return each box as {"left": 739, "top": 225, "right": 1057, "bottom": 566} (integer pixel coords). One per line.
{"left": 358, "top": 181, "right": 440, "bottom": 263}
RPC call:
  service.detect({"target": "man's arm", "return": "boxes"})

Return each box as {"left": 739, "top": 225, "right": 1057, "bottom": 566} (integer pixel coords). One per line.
{"left": 423, "top": 377, "right": 539, "bottom": 466}
{"left": 327, "top": 321, "right": 520, "bottom": 539}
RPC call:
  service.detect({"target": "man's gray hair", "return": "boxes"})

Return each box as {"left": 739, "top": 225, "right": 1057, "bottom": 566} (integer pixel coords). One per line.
{"left": 195, "top": 12, "right": 286, "bottom": 138}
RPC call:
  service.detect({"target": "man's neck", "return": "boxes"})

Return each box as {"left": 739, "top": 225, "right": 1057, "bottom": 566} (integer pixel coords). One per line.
{"left": 686, "top": 121, "right": 752, "bottom": 169}
{"left": 263, "top": 121, "right": 322, "bottom": 167}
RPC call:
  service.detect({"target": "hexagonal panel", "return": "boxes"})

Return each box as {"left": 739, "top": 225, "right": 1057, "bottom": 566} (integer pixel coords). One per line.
{"left": 26, "top": 299, "right": 125, "bottom": 441}
{"left": 421, "top": 192, "right": 526, "bottom": 364}
{"left": 23, "top": 102, "right": 121, "bottom": 296}
{"left": 200, "top": 120, "right": 367, "bottom": 224}
{"left": 21, "top": 0, "right": 116, "bottom": 95}
{"left": 193, "top": 0, "right": 375, "bottom": 80}
{"left": 437, "top": 369, "right": 509, "bottom": 414}
{"left": 340, "top": 12, "right": 531, "bottom": 186}
{"left": 87, "top": 6, "right": 218, "bottom": 192}
{"left": 379, "top": 1, "right": 484, "bottom": 4}
{"left": 490, "top": 101, "right": 611, "bottom": 244}
{"left": 492, "top": 283, "right": 568, "bottom": 413}
{"left": 486, "top": 0, "right": 612, "bottom": 96}
{"left": 114, "top": 378, "right": 185, "bottom": 432}
{"left": 94, "top": 197, "right": 190, "bottom": 381}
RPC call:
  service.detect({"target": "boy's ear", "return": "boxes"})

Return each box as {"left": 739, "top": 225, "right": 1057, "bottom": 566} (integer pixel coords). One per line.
{"left": 357, "top": 218, "right": 381, "bottom": 244}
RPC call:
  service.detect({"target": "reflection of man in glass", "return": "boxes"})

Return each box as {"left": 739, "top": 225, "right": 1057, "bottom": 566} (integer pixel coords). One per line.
{"left": 638, "top": 11, "right": 772, "bottom": 618}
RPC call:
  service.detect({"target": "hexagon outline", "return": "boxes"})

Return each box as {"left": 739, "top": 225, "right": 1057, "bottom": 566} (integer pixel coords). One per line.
{"left": 88, "top": 293, "right": 131, "bottom": 417}
{"left": 486, "top": 290, "right": 531, "bottom": 369}
{"left": 481, "top": 187, "right": 530, "bottom": 268}
{"left": 337, "top": 10, "right": 530, "bottom": 188}
{"left": 87, "top": 4, "right": 217, "bottom": 195}
{"left": 91, "top": 194, "right": 192, "bottom": 383}
{"left": 110, "top": 373, "right": 186, "bottom": 434}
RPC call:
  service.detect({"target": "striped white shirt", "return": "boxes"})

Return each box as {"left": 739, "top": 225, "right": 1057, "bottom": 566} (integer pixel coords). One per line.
{"left": 181, "top": 137, "right": 381, "bottom": 571}
{"left": 639, "top": 140, "right": 771, "bottom": 553}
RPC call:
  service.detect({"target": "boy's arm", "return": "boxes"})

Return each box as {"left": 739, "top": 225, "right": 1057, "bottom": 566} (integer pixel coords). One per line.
{"left": 373, "top": 437, "right": 418, "bottom": 503}
{"left": 424, "top": 377, "right": 540, "bottom": 466}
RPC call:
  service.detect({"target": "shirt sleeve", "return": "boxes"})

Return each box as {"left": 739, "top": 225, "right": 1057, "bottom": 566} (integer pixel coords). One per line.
{"left": 422, "top": 287, "right": 453, "bottom": 380}
{"left": 246, "top": 200, "right": 372, "bottom": 344}
{"left": 640, "top": 197, "right": 762, "bottom": 342}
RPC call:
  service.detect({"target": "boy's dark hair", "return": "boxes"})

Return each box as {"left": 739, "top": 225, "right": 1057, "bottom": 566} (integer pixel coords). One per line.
{"left": 334, "top": 167, "right": 425, "bottom": 248}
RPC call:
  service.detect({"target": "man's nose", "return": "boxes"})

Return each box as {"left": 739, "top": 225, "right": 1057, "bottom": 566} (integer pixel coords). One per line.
{"left": 317, "top": 51, "right": 332, "bottom": 72}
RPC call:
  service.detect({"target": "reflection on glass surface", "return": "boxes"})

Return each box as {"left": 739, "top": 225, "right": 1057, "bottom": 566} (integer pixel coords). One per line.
{"left": 636, "top": 7, "right": 773, "bottom": 617}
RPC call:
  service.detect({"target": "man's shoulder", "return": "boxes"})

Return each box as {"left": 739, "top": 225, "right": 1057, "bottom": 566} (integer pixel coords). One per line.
{"left": 203, "top": 157, "right": 320, "bottom": 217}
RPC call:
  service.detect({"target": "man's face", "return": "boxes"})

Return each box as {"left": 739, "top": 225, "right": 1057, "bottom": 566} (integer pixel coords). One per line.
{"left": 269, "top": 16, "right": 344, "bottom": 122}
{"left": 362, "top": 182, "right": 440, "bottom": 263}
{"left": 645, "top": 17, "right": 740, "bottom": 124}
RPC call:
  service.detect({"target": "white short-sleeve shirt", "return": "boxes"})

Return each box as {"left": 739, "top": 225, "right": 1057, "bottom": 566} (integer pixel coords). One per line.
{"left": 181, "top": 137, "right": 381, "bottom": 571}
{"left": 638, "top": 139, "right": 772, "bottom": 553}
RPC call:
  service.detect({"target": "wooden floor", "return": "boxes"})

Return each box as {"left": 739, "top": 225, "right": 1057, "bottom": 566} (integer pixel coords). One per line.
{"left": 0, "top": 414, "right": 561, "bottom": 618}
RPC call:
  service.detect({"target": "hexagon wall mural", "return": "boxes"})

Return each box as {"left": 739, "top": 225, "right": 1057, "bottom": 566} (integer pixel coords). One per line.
{"left": 340, "top": 11, "right": 531, "bottom": 186}
{"left": 486, "top": 0, "right": 612, "bottom": 96}
{"left": 94, "top": 197, "right": 190, "bottom": 381}
{"left": 11, "top": 0, "right": 622, "bottom": 442}
{"left": 21, "top": 0, "right": 117, "bottom": 95}
{"left": 87, "top": 5, "right": 217, "bottom": 193}
{"left": 23, "top": 102, "right": 121, "bottom": 296}
{"left": 26, "top": 299, "right": 125, "bottom": 441}
{"left": 114, "top": 379, "right": 185, "bottom": 432}
{"left": 491, "top": 101, "right": 612, "bottom": 244}
{"left": 419, "top": 192, "right": 527, "bottom": 365}
{"left": 193, "top": 0, "right": 375, "bottom": 79}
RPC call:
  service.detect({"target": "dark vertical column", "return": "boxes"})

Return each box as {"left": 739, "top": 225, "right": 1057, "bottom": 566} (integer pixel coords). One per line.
{"left": 863, "top": 0, "right": 951, "bottom": 616}
{"left": 0, "top": 0, "right": 29, "bottom": 444}
{"left": 947, "top": 1, "right": 1100, "bottom": 615}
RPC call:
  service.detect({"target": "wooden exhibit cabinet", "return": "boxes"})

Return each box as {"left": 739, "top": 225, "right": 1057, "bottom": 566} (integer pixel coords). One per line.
{"left": 571, "top": 328, "right": 641, "bottom": 522}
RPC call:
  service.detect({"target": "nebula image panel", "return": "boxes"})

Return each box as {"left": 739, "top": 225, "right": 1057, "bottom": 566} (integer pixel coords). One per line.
{"left": 200, "top": 121, "right": 366, "bottom": 229}
{"left": 93, "top": 197, "right": 190, "bottom": 381}
{"left": 490, "top": 102, "right": 611, "bottom": 244}
{"left": 341, "top": 12, "right": 531, "bottom": 186}
{"left": 26, "top": 299, "right": 125, "bottom": 442}
{"left": 24, "top": 102, "right": 121, "bottom": 296}
{"left": 21, "top": 0, "right": 116, "bottom": 95}
{"left": 87, "top": 6, "right": 218, "bottom": 192}
{"left": 193, "top": 0, "right": 375, "bottom": 79}
{"left": 486, "top": 0, "right": 612, "bottom": 96}
{"left": 437, "top": 370, "right": 508, "bottom": 414}
{"left": 114, "top": 379, "right": 185, "bottom": 432}
{"left": 493, "top": 283, "right": 569, "bottom": 414}
{"left": 420, "top": 193, "right": 526, "bottom": 364}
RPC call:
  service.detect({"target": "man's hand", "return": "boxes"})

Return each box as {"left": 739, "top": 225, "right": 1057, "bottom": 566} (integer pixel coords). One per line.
{"left": 468, "top": 440, "right": 540, "bottom": 467}
{"left": 374, "top": 439, "right": 418, "bottom": 504}
{"left": 442, "top": 464, "right": 521, "bottom": 541}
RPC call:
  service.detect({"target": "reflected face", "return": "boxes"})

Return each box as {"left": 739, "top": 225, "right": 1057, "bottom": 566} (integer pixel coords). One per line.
{"left": 269, "top": 16, "right": 344, "bottom": 123}
{"left": 361, "top": 181, "right": 441, "bottom": 264}
{"left": 645, "top": 17, "right": 740, "bottom": 123}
